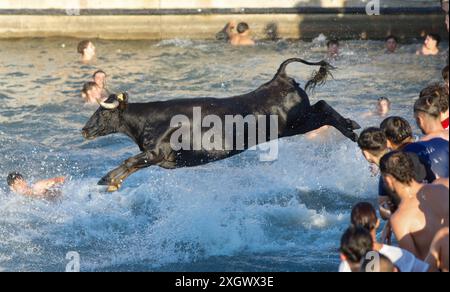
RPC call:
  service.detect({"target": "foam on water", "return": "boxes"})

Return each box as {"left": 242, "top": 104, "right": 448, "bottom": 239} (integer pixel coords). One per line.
{"left": 0, "top": 38, "right": 447, "bottom": 271}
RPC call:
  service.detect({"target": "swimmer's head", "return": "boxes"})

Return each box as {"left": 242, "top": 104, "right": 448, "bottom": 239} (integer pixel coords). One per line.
{"left": 7, "top": 172, "right": 27, "bottom": 193}
{"left": 93, "top": 70, "right": 107, "bottom": 89}
{"left": 414, "top": 95, "right": 442, "bottom": 134}
{"left": 424, "top": 33, "right": 441, "bottom": 49}
{"left": 361, "top": 254, "right": 398, "bottom": 273}
{"left": 442, "top": 0, "right": 449, "bottom": 13}
{"left": 377, "top": 97, "right": 391, "bottom": 116}
{"left": 327, "top": 39, "right": 340, "bottom": 56}
{"left": 385, "top": 35, "right": 398, "bottom": 53}
{"left": 77, "top": 40, "right": 96, "bottom": 58}
{"left": 82, "top": 82, "right": 102, "bottom": 103}
{"left": 82, "top": 93, "right": 129, "bottom": 140}
{"left": 380, "top": 117, "right": 413, "bottom": 149}
{"left": 358, "top": 127, "right": 388, "bottom": 166}
{"left": 340, "top": 226, "right": 373, "bottom": 272}
{"left": 351, "top": 202, "right": 379, "bottom": 233}
{"left": 237, "top": 22, "right": 250, "bottom": 35}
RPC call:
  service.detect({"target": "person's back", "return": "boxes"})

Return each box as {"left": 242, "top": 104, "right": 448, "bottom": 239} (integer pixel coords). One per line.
{"left": 393, "top": 183, "right": 449, "bottom": 260}
{"left": 228, "top": 22, "right": 255, "bottom": 47}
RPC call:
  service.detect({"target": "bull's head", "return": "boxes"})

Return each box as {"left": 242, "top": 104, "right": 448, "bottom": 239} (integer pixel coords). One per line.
{"left": 82, "top": 93, "right": 129, "bottom": 140}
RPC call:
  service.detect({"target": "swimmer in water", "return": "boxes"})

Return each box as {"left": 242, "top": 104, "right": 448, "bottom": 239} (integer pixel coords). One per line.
{"left": 327, "top": 39, "right": 340, "bottom": 59}
{"left": 362, "top": 97, "right": 392, "bottom": 118}
{"left": 226, "top": 21, "right": 256, "bottom": 47}
{"left": 81, "top": 82, "right": 103, "bottom": 105}
{"left": 414, "top": 95, "right": 449, "bottom": 142}
{"left": 7, "top": 172, "right": 65, "bottom": 200}
{"left": 78, "top": 40, "right": 96, "bottom": 64}
{"left": 417, "top": 33, "right": 441, "bottom": 56}
{"left": 385, "top": 35, "right": 399, "bottom": 54}
{"left": 92, "top": 70, "right": 111, "bottom": 99}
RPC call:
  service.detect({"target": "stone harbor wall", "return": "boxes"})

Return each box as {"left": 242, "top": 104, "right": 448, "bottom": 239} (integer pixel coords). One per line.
{"left": 0, "top": 0, "right": 447, "bottom": 40}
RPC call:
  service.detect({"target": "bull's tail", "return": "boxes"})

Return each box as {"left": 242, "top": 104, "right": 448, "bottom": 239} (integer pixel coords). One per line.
{"left": 274, "top": 58, "right": 335, "bottom": 92}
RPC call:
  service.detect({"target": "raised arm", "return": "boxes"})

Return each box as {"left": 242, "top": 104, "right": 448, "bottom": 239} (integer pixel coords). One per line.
{"left": 226, "top": 21, "right": 238, "bottom": 39}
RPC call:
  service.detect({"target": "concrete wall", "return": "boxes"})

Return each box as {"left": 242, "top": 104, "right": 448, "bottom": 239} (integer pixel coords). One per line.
{"left": 0, "top": 0, "right": 442, "bottom": 9}
{"left": 0, "top": 0, "right": 446, "bottom": 40}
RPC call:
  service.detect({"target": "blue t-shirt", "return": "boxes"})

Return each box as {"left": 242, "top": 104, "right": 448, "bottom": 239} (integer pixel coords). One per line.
{"left": 378, "top": 138, "right": 449, "bottom": 197}
{"left": 403, "top": 138, "right": 449, "bottom": 180}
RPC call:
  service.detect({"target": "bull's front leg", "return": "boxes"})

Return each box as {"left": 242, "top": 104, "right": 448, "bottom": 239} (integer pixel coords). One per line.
{"left": 310, "top": 100, "right": 361, "bottom": 142}
{"left": 98, "top": 150, "right": 163, "bottom": 192}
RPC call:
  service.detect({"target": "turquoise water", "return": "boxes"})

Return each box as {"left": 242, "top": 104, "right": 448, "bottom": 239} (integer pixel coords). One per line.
{"left": 0, "top": 38, "right": 447, "bottom": 272}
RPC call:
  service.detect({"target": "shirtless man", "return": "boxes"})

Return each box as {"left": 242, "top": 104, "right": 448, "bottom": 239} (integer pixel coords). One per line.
{"left": 414, "top": 95, "right": 449, "bottom": 142}
{"left": 7, "top": 172, "right": 65, "bottom": 200}
{"left": 380, "top": 152, "right": 449, "bottom": 260}
{"left": 426, "top": 227, "right": 449, "bottom": 272}
{"left": 417, "top": 34, "right": 441, "bottom": 56}
{"left": 226, "top": 21, "right": 256, "bottom": 46}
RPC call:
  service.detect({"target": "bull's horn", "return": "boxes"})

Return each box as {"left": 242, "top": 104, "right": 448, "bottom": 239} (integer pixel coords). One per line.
{"left": 99, "top": 100, "right": 120, "bottom": 110}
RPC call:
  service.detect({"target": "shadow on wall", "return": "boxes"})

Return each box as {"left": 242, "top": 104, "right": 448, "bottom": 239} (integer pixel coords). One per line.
{"left": 295, "top": 0, "right": 448, "bottom": 41}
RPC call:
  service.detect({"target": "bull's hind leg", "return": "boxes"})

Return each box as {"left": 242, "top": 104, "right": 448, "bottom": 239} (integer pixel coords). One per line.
{"left": 306, "top": 100, "right": 361, "bottom": 142}
{"left": 98, "top": 151, "right": 163, "bottom": 192}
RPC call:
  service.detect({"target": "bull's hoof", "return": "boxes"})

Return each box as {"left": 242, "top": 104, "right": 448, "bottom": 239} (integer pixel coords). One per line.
{"left": 346, "top": 119, "right": 361, "bottom": 131}
{"left": 349, "top": 132, "right": 359, "bottom": 142}
{"left": 107, "top": 184, "right": 121, "bottom": 193}
{"left": 98, "top": 176, "right": 111, "bottom": 186}
{"left": 351, "top": 120, "right": 362, "bottom": 130}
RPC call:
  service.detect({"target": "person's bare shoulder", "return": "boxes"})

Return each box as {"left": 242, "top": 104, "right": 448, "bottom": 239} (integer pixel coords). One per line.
{"left": 423, "top": 183, "right": 449, "bottom": 197}
{"left": 433, "top": 178, "right": 449, "bottom": 189}
{"left": 391, "top": 209, "right": 411, "bottom": 233}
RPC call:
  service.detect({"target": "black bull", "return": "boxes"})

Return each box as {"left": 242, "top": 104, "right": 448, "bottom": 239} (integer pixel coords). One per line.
{"left": 82, "top": 58, "right": 361, "bottom": 192}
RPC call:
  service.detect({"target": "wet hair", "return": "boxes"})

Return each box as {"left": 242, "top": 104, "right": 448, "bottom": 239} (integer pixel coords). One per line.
{"left": 385, "top": 35, "right": 398, "bottom": 43}
{"left": 93, "top": 70, "right": 107, "bottom": 78}
{"left": 414, "top": 95, "right": 442, "bottom": 118}
{"left": 420, "top": 83, "right": 449, "bottom": 113}
{"left": 361, "top": 253, "right": 397, "bottom": 272}
{"left": 77, "top": 40, "right": 92, "bottom": 54}
{"left": 237, "top": 22, "right": 250, "bottom": 34}
{"left": 327, "top": 39, "right": 339, "bottom": 48}
{"left": 357, "top": 127, "right": 388, "bottom": 154}
{"left": 351, "top": 202, "right": 378, "bottom": 232}
{"left": 340, "top": 226, "right": 374, "bottom": 265}
{"left": 380, "top": 117, "right": 413, "bottom": 146}
{"left": 443, "top": 65, "right": 449, "bottom": 83}
{"left": 380, "top": 151, "right": 416, "bottom": 184}
{"left": 427, "top": 33, "right": 441, "bottom": 47}
{"left": 82, "top": 82, "right": 98, "bottom": 96}
{"left": 7, "top": 172, "right": 24, "bottom": 187}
